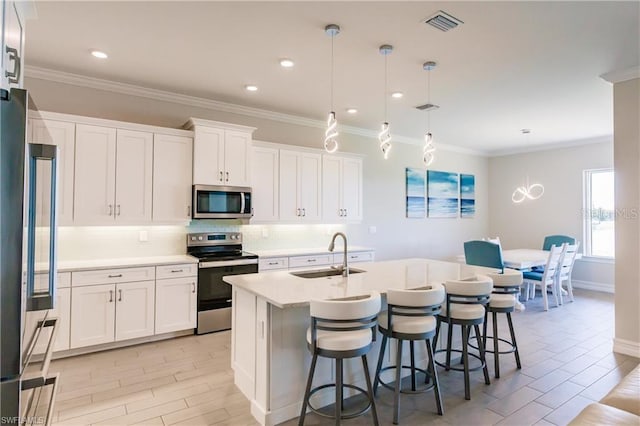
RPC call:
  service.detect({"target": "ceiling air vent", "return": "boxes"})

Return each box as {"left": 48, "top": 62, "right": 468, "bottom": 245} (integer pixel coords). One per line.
{"left": 415, "top": 103, "right": 440, "bottom": 111}
{"left": 424, "top": 11, "right": 464, "bottom": 32}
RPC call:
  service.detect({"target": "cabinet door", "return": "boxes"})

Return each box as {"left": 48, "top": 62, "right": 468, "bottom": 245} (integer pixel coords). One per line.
{"left": 193, "top": 126, "right": 224, "bottom": 185}
{"left": 224, "top": 130, "right": 251, "bottom": 186}
{"left": 70, "top": 284, "right": 116, "bottom": 348}
{"left": 29, "top": 119, "right": 76, "bottom": 226}
{"left": 115, "top": 129, "right": 153, "bottom": 223}
{"left": 115, "top": 280, "right": 155, "bottom": 341}
{"left": 155, "top": 278, "right": 196, "bottom": 334}
{"left": 153, "top": 134, "right": 193, "bottom": 222}
{"left": 278, "top": 150, "right": 300, "bottom": 221}
{"left": 23, "top": 287, "right": 71, "bottom": 354}
{"left": 251, "top": 146, "right": 279, "bottom": 222}
{"left": 341, "top": 157, "right": 363, "bottom": 221}
{"left": 74, "top": 125, "right": 117, "bottom": 224}
{"left": 2, "top": 1, "right": 24, "bottom": 89}
{"left": 322, "top": 156, "right": 343, "bottom": 222}
{"left": 299, "top": 153, "right": 322, "bottom": 222}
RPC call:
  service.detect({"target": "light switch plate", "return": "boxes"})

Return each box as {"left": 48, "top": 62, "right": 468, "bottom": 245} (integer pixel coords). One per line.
{"left": 368, "top": 226, "right": 377, "bottom": 234}
{"left": 139, "top": 230, "right": 149, "bottom": 242}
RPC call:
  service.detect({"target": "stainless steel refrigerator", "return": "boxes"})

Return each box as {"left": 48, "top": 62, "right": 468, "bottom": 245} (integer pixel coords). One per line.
{"left": 1, "top": 88, "right": 60, "bottom": 425}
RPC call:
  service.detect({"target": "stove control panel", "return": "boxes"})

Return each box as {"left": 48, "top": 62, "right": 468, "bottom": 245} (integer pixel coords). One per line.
{"left": 187, "top": 232, "right": 243, "bottom": 246}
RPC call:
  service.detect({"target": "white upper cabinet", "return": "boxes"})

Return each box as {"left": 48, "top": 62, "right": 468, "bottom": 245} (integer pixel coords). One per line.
{"left": 186, "top": 118, "right": 255, "bottom": 187}
{"left": 322, "top": 155, "right": 363, "bottom": 222}
{"left": 153, "top": 134, "right": 193, "bottom": 223}
{"left": 29, "top": 119, "right": 76, "bottom": 226}
{"left": 73, "top": 124, "right": 117, "bottom": 224}
{"left": 250, "top": 145, "right": 279, "bottom": 222}
{"left": 279, "top": 150, "right": 321, "bottom": 222}
{"left": 115, "top": 129, "right": 153, "bottom": 223}
{"left": 74, "top": 125, "right": 153, "bottom": 224}
{"left": 2, "top": 1, "right": 25, "bottom": 89}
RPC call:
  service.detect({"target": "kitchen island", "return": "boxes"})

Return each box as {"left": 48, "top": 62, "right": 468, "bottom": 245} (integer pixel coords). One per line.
{"left": 224, "top": 258, "right": 497, "bottom": 426}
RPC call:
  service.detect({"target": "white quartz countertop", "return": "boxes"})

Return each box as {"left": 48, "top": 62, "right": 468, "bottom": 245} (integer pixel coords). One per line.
{"left": 249, "top": 246, "right": 374, "bottom": 258}
{"left": 37, "top": 255, "right": 198, "bottom": 273}
{"left": 224, "top": 258, "right": 498, "bottom": 308}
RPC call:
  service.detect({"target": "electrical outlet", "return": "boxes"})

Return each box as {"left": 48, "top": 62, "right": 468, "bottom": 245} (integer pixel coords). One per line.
{"left": 368, "top": 226, "right": 377, "bottom": 234}
{"left": 139, "top": 230, "right": 149, "bottom": 242}
{"left": 262, "top": 228, "right": 269, "bottom": 238}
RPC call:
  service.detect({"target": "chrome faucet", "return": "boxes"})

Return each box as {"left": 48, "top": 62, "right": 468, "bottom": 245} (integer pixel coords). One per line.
{"left": 328, "top": 232, "right": 349, "bottom": 277}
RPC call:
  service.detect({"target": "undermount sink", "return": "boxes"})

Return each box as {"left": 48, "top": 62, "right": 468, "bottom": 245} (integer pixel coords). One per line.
{"left": 290, "top": 268, "right": 365, "bottom": 279}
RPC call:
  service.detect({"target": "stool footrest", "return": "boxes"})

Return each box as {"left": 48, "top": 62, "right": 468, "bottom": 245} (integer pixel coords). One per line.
{"left": 377, "top": 365, "right": 435, "bottom": 394}
{"left": 470, "top": 335, "right": 517, "bottom": 355}
{"left": 307, "top": 383, "right": 371, "bottom": 420}
{"left": 434, "top": 348, "right": 486, "bottom": 372}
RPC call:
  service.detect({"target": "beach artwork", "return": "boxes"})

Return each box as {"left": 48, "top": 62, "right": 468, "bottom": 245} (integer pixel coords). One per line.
{"left": 405, "top": 168, "right": 426, "bottom": 218}
{"left": 460, "top": 174, "right": 475, "bottom": 218}
{"left": 427, "top": 170, "right": 459, "bottom": 218}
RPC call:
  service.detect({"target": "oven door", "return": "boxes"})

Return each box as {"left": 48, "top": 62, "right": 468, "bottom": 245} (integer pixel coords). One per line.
{"left": 196, "top": 260, "right": 257, "bottom": 334}
{"left": 193, "top": 185, "right": 252, "bottom": 219}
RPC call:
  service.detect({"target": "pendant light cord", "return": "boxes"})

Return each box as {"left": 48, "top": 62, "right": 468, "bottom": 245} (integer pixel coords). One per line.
{"left": 384, "top": 54, "right": 388, "bottom": 121}
{"left": 330, "top": 34, "right": 335, "bottom": 112}
{"left": 427, "top": 69, "right": 431, "bottom": 132}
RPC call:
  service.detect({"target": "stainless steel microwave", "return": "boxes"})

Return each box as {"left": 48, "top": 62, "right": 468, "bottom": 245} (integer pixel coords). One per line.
{"left": 192, "top": 185, "right": 252, "bottom": 219}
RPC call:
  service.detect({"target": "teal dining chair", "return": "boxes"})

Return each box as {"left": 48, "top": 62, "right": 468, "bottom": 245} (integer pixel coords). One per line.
{"left": 464, "top": 240, "right": 504, "bottom": 273}
{"left": 542, "top": 235, "right": 575, "bottom": 251}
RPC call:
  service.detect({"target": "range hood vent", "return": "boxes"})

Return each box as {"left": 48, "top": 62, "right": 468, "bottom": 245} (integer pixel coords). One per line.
{"left": 424, "top": 11, "right": 464, "bottom": 32}
{"left": 415, "top": 103, "right": 440, "bottom": 111}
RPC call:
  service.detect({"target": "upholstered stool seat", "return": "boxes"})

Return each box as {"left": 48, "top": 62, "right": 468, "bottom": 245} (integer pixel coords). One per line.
{"left": 434, "top": 275, "right": 493, "bottom": 400}
{"left": 299, "top": 292, "right": 381, "bottom": 426}
{"left": 373, "top": 285, "right": 445, "bottom": 424}
{"left": 489, "top": 293, "right": 517, "bottom": 309}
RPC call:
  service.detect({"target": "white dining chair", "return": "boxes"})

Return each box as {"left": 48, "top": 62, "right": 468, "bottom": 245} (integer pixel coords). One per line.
{"left": 557, "top": 242, "right": 580, "bottom": 304}
{"left": 523, "top": 244, "right": 564, "bottom": 311}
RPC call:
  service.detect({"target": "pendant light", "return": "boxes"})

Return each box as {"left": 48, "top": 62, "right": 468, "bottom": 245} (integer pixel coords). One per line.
{"left": 512, "top": 129, "right": 545, "bottom": 203}
{"left": 423, "top": 61, "right": 437, "bottom": 167}
{"left": 378, "top": 44, "right": 393, "bottom": 159}
{"left": 323, "top": 24, "right": 340, "bottom": 154}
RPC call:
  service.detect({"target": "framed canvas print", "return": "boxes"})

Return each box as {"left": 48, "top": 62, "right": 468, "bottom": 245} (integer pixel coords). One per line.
{"left": 460, "top": 174, "right": 475, "bottom": 218}
{"left": 406, "top": 168, "right": 426, "bottom": 218}
{"left": 427, "top": 170, "right": 459, "bottom": 218}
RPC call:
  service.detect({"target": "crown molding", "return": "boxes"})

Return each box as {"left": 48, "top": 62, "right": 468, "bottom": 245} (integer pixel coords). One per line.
{"left": 25, "top": 65, "right": 487, "bottom": 156}
{"left": 489, "top": 135, "right": 612, "bottom": 157}
{"left": 600, "top": 66, "right": 640, "bottom": 84}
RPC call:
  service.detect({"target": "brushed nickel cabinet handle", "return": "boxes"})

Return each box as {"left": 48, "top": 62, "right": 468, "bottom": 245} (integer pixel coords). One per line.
{"left": 171, "top": 269, "right": 183, "bottom": 273}
{"left": 109, "top": 290, "right": 113, "bottom": 303}
{"left": 225, "top": 172, "right": 229, "bottom": 182}
{"left": 118, "top": 289, "right": 122, "bottom": 302}
{"left": 5, "top": 47, "right": 20, "bottom": 84}
{"left": 302, "top": 208, "right": 306, "bottom": 217}
{"left": 108, "top": 274, "right": 123, "bottom": 278}
{"left": 192, "top": 283, "right": 196, "bottom": 293}
{"left": 219, "top": 171, "right": 223, "bottom": 182}
{"left": 108, "top": 204, "right": 113, "bottom": 216}
{"left": 117, "top": 204, "right": 121, "bottom": 216}
{"left": 187, "top": 205, "right": 191, "bottom": 217}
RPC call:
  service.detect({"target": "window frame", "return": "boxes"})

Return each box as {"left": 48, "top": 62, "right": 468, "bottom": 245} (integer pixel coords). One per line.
{"left": 583, "top": 168, "right": 615, "bottom": 259}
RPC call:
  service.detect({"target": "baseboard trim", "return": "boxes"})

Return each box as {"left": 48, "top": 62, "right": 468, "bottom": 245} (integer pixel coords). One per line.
{"left": 613, "top": 338, "right": 640, "bottom": 358}
{"left": 572, "top": 280, "right": 614, "bottom": 294}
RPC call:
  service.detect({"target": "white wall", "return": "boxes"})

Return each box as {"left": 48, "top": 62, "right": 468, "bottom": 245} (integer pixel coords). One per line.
{"left": 488, "top": 142, "right": 614, "bottom": 290}
{"left": 25, "top": 76, "right": 489, "bottom": 262}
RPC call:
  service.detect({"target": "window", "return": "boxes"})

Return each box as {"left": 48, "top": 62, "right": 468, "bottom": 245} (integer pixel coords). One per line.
{"left": 583, "top": 169, "right": 614, "bottom": 258}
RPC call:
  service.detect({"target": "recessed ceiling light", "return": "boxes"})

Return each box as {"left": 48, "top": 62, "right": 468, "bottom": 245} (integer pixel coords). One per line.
{"left": 90, "top": 50, "right": 108, "bottom": 59}
{"left": 279, "top": 58, "right": 295, "bottom": 68}
{"left": 391, "top": 92, "right": 404, "bottom": 99}
{"left": 346, "top": 108, "right": 358, "bottom": 114}
{"left": 245, "top": 85, "right": 258, "bottom": 92}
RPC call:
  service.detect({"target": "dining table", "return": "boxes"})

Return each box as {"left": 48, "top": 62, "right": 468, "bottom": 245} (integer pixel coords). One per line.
{"left": 456, "top": 249, "right": 582, "bottom": 271}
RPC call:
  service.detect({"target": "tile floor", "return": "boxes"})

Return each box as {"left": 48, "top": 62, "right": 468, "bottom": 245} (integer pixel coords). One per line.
{"left": 47, "top": 289, "right": 638, "bottom": 425}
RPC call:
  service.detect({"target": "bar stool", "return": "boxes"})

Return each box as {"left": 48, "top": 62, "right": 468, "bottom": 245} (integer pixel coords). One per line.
{"left": 299, "top": 291, "right": 381, "bottom": 426}
{"left": 482, "top": 270, "right": 523, "bottom": 378}
{"left": 373, "top": 284, "right": 445, "bottom": 424}
{"left": 433, "top": 275, "right": 493, "bottom": 400}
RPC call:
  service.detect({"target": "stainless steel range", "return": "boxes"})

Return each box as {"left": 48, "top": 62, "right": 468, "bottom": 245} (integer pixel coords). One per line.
{"left": 187, "top": 232, "right": 258, "bottom": 334}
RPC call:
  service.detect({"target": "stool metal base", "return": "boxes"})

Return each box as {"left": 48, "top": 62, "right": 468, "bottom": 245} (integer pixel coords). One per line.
{"left": 376, "top": 365, "right": 435, "bottom": 395}
{"left": 479, "top": 310, "right": 522, "bottom": 378}
{"left": 306, "top": 383, "right": 371, "bottom": 420}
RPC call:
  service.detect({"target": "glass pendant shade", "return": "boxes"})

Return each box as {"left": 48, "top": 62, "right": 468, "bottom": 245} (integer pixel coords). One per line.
{"left": 379, "top": 122, "right": 391, "bottom": 159}
{"left": 423, "top": 132, "right": 435, "bottom": 166}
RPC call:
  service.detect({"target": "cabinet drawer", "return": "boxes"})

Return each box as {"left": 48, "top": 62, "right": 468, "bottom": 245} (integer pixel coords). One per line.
{"left": 34, "top": 272, "right": 71, "bottom": 291}
{"left": 259, "top": 257, "right": 288, "bottom": 271}
{"left": 72, "top": 267, "right": 156, "bottom": 287}
{"left": 334, "top": 251, "right": 374, "bottom": 264}
{"left": 156, "top": 263, "right": 198, "bottom": 279}
{"left": 288, "top": 254, "right": 333, "bottom": 269}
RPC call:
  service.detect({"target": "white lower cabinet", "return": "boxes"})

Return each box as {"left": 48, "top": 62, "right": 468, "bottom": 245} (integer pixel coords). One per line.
{"left": 70, "top": 283, "right": 116, "bottom": 349}
{"left": 155, "top": 277, "right": 197, "bottom": 334}
{"left": 115, "top": 280, "right": 155, "bottom": 341}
